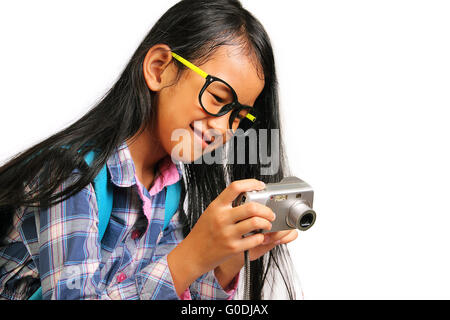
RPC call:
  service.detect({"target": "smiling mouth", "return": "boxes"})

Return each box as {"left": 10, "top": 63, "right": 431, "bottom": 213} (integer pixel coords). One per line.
{"left": 189, "top": 123, "right": 213, "bottom": 147}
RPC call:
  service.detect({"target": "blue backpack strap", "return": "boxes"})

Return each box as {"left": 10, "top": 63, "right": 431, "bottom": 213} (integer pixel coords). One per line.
{"left": 28, "top": 285, "right": 42, "bottom": 300}
{"left": 163, "top": 181, "right": 181, "bottom": 231}
{"left": 29, "top": 150, "right": 113, "bottom": 300}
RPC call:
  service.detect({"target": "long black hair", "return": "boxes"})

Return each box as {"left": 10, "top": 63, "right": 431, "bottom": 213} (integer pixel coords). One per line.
{"left": 0, "top": 0, "right": 298, "bottom": 299}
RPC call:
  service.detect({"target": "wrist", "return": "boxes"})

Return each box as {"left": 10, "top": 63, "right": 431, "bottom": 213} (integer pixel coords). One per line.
{"left": 167, "top": 236, "right": 207, "bottom": 296}
{"left": 214, "top": 254, "right": 244, "bottom": 290}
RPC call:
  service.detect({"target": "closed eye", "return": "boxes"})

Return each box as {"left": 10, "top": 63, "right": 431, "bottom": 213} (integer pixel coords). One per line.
{"left": 211, "top": 93, "right": 224, "bottom": 103}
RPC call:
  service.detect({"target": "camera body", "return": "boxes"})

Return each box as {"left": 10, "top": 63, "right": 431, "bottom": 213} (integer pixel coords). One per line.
{"left": 233, "top": 176, "right": 316, "bottom": 233}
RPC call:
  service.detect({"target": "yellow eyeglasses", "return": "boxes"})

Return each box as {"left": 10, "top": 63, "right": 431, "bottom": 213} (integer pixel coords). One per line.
{"left": 171, "top": 51, "right": 257, "bottom": 133}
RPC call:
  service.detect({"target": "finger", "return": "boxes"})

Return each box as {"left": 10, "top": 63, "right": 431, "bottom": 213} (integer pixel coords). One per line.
{"left": 234, "top": 216, "right": 272, "bottom": 237}
{"left": 218, "top": 179, "right": 265, "bottom": 205}
{"left": 229, "top": 201, "right": 276, "bottom": 223}
{"left": 248, "top": 242, "right": 278, "bottom": 261}
{"left": 270, "top": 229, "right": 298, "bottom": 245}
{"left": 239, "top": 232, "right": 265, "bottom": 251}
{"left": 262, "top": 230, "right": 293, "bottom": 244}
{"left": 278, "top": 229, "right": 299, "bottom": 244}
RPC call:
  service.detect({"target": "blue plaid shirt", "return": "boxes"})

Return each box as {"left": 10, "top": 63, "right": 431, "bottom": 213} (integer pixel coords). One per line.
{"left": 0, "top": 141, "right": 238, "bottom": 299}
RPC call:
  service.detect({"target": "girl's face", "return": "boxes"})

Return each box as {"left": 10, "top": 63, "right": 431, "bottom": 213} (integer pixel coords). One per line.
{"left": 144, "top": 44, "right": 265, "bottom": 163}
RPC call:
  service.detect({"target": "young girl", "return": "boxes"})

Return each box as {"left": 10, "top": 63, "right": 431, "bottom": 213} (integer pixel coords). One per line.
{"left": 0, "top": 0, "right": 300, "bottom": 300}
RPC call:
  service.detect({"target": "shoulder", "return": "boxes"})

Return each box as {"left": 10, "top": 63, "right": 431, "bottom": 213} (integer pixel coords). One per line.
{"left": 36, "top": 170, "right": 99, "bottom": 228}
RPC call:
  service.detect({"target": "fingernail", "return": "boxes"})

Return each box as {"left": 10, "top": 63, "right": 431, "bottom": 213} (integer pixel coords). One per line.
{"left": 274, "top": 240, "right": 282, "bottom": 245}
{"left": 262, "top": 235, "right": 271, "bottom": 245}
{"left": 259, "top": 182, "right": 266, "bottom": 189}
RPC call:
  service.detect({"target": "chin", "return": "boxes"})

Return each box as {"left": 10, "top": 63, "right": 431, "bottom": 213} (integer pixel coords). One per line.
{"left": 167, "top": 139, "right": 201, "bottom": 164}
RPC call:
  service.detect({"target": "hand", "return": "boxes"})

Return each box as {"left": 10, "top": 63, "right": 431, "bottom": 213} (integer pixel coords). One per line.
{"left": 213, "top": 229, "right": 299, "bottom": 290}
{"left": 186, "top": 178, "right": 276, "bottom": 271}
{"left": 167, "top": 179, "right": 275, "bottom": 295}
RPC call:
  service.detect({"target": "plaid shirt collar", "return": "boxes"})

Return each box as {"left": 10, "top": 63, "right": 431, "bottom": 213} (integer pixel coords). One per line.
{"left": 106, "top": 141, "right": 183, "bottom": 194}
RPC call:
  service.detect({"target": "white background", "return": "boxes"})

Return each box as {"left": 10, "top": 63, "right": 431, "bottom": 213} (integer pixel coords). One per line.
{"left": 1, "top": 1, "right": 449, "bottom": 299}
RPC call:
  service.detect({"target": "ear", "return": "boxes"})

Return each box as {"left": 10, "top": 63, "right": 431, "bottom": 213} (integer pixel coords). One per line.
{"left": 142, "top": 44, "right": 174, "bottom": 92}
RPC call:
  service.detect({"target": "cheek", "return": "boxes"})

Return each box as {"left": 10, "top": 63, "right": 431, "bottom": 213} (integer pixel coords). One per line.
{"left": 154, "top": 91, "right": 200, "bottom": 161}
{"left": 158, "top": 84, "right": 199, "bottom": 125}
{"left": 156, "top": 107, "right": 184, "bottom": 156}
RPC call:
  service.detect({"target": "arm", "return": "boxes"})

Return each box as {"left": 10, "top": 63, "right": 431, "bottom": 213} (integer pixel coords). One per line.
{"left": 165, "top": 179, "right": 274, "bottom": 300}
{"left": 214, "top": 257, "right": 243, "bottom": 292}
{"left": 164, "top": 213, "right": 241, "bottom": 300}
{"left": 38, "top": 176, "right": 243, "bottom": 300}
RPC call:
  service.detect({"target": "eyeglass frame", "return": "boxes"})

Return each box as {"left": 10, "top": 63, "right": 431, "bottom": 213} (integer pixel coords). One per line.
{"left": 170, "top": 51, "right": 257, "bottom": 132}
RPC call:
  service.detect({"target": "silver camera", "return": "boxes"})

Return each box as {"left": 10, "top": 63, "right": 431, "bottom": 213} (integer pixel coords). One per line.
{"left": 233, "top": 176, "right": 316, "bottom": 233}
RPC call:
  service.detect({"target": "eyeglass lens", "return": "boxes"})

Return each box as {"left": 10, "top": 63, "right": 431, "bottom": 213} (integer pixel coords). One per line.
{"left": 200, "top": 79, "right": 256, "bottom": 133}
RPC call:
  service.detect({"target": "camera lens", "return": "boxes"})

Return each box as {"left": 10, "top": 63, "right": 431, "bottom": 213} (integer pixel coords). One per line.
{"left": 287, "top": 200, "right": 316, "bottom": 231}
{"left": 300, "top": 213, "right": 314, "bottom": 228}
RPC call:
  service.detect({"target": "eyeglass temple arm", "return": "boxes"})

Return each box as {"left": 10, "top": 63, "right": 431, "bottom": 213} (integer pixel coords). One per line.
{"left": 171, "top": 52, "right": 209, "bottom": 79}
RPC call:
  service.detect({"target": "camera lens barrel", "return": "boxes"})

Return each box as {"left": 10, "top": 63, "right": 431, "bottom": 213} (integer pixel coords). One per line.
{"left": 287, "top": 200, "right": 316, "bottom": 231}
